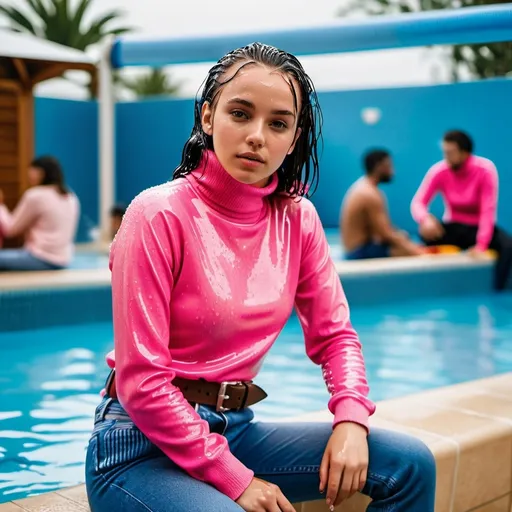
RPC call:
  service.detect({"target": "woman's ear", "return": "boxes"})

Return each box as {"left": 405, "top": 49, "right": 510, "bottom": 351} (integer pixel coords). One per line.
{"left": 287, "top": 127, "right": 302, "bottom": 155}
{"left": 201, "top": 102, "right": 213, "bottom": 136}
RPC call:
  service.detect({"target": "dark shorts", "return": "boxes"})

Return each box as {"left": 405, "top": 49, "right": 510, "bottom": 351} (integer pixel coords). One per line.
{"left": 345, "top": 242, "right": 390, "bottom": 260}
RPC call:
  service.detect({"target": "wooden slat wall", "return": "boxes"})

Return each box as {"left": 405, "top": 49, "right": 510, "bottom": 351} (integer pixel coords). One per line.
{"left": 0, "top": 89, "right": 20, "bottom": 211}
{"left": 0, "top": 82, "right": 31, "bottom": 248}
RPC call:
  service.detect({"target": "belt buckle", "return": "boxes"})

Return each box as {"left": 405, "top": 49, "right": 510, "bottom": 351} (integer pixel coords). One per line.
{"left": 216, "top": 381, "right": 241, "bottom": 412}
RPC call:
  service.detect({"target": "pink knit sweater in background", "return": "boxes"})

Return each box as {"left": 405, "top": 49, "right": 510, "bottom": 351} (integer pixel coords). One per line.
{"left": 0, "top": 186, "right": 79, "bottom": 266}
{"left": 411, "top": 155, "right": 499, "bottom": 251}
{"left": 106, "top": 151, "right": 376, "bottom": 500}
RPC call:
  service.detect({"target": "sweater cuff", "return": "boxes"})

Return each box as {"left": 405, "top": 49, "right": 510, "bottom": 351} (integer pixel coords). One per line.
{"left": 416, "top": 211, "right": 429, "bottom": 225}
{"left": 206, "top": 448, "right": 254, "bottom": 501}
{"left": 332, "top": 397, "right": 372, "bottom": 434}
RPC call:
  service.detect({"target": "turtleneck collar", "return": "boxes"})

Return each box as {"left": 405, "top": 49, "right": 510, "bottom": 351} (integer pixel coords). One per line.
{"left": 185, "top": 150, "right": 278, "bottom": 223}
{"left": 451, "top": 154, "right": 475, "bottom": 176}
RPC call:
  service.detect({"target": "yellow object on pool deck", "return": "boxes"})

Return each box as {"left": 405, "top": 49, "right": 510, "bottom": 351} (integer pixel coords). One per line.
{"left": 435, "top": 245, "right": 461, "bottom": 254}
{"left": 426, "top": 245, "right": 497, "bottom": 259}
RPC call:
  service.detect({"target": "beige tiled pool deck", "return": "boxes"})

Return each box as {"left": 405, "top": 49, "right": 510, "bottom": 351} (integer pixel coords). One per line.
{"left": 0, "top": 251, "right": 494, "bottom": 292}
{"left": 2, "top": 373, "right": 512, "bottom": 512}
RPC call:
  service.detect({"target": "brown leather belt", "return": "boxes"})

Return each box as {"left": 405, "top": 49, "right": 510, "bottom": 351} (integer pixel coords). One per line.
{"left": 104, "top": 370, "right": 267, "bottom": 412}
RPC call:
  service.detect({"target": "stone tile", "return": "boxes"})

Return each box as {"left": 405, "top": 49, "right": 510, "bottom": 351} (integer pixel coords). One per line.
{"left": 0, "top": 503, "right": 25, "bottom": 511}
{"left": 454, "top": 437, "right": 512, "bottom": 511}
{"left": 12, "top": 493, "right": 88, "bottom": 511}
{"left": 470, "top": 494, "right": 511, "bottom": 511}
{"left": 55, "top": 486, "right": 89, "bottom": 509}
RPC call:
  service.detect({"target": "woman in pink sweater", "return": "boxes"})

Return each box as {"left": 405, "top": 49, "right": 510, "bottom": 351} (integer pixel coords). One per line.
{"left": 0, "top": 156, "right": 79, "bottom": 271}
{"left": 85, "top": 43, "right": 436, "bottom": 512}
{"left": 411, "top": 130, "right": 512, "bottom": 290}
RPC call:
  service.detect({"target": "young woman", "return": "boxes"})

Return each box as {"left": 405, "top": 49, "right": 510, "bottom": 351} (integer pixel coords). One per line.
{"left": 85, "top": 43, "right": 436, "bottom": 512}
{"left": 0, "top": 156, "right": 80, "bottom": 271}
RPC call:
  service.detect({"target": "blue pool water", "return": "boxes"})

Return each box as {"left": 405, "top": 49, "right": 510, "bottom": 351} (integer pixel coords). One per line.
{"left": 1, "top": 293, "right": 512, "bottom": 501}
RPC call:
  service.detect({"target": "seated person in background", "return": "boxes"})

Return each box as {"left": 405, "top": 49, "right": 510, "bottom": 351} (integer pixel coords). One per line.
{"left": 341, "top": 149, "right": 425, "bottom": 260}
{"left": 411, "top": 130, "right": 512, "bottom": 290}
{"left": 110, "top": 203, "right": 126, "bottom": 239}
{"left": 0, "top": 155, "right": 80, "bottom": 271}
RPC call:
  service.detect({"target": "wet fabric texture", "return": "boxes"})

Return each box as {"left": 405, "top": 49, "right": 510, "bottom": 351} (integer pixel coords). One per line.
{"left": 104, "top": 150, "right": 375, "bottom": 499}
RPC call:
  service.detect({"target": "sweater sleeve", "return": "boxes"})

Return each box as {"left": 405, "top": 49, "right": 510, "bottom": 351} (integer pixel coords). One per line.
{"left": 411, "top": 164, "right": 442, "bottom": 224}
{"left": 110, "top": 190, "right": 253, "bottom": 501}
{"left": 294, "top": 200, "right": 376, "bottom": 432}
{"left": 0, "top": 191, "right": 39, "bottom": 237}
{"left": 476, "top": 163, "right": 498, "bottom": 251}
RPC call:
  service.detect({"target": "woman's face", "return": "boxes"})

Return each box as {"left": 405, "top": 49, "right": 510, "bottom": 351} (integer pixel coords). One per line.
{"left": 201, "top": 63, "right": 302, "bottom": 188}
{"left": 28, "top": 166, "right": 44, "bottom": 187}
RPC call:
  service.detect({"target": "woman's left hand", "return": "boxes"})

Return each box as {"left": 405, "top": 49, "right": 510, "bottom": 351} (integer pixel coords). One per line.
{"left": 319, "top": 421, "right": 369, "bottom": 510}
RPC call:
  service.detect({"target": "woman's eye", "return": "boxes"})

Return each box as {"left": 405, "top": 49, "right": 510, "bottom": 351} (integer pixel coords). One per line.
{"left": 231, "top": 110, "right": 248, "bottom": 119}
{"left": 272, "top": 120, "right": 287, "bottom": 129}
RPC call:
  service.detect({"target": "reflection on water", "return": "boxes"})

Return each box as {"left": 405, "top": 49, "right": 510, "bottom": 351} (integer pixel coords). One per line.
{"left": 1, "top": 293, "right": 512, "bottom": 502}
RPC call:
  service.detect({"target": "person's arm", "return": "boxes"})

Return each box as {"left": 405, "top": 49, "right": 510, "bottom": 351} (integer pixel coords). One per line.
{"left": 475, "top": 163, "right": 499, "bottom": 251}
{"left": 294, "top": 200, "right": 376, "bottom": 432}
{"left": 410, "top": 165, "right": 442, "bottom": 224}
{"left": 367, "top": 192, "right": 423, "bottom": 256}
{"left": 110, "top": 189, "right": 253, "bottom": 501}
{"left": 0, "top": 190, "right": 39, "bottom": 237}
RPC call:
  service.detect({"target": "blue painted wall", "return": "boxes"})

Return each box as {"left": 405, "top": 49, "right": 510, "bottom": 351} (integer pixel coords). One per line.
{"left": 115, "top": 98, "right": 193, "bottom": 203}
{"left": 35, "top": 77, "right": 512, "bottom": 240}
{"left": 34, "top": 97, "right": 98, "bottom": 241}
{"left": 114, "top": 78, "right": 512, "bottom": 234}
{"left": 313, "top": 78, "right": 512, "bottom": 233}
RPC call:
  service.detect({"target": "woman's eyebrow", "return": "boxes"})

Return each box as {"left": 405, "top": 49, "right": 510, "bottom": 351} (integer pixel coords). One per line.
{"left": 227, "top": 97, "right": 295, "bottom": 117}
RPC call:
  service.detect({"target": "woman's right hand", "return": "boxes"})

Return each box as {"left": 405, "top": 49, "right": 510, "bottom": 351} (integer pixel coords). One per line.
{"left": 236, "top": 477, "right": 295, "bottom": 512}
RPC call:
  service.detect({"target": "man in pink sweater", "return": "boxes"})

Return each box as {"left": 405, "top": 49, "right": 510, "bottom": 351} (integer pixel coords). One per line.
{"left": 411, "top": 130, "right": 512, "bottom": 290}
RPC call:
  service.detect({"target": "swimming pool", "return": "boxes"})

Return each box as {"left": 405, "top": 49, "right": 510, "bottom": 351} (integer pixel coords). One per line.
{"left": 1, "top": 291, "right": 512, "bottom": 502}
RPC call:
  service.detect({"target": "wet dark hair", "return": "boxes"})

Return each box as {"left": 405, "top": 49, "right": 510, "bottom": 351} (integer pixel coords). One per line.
{"left": 110, "top": 204, "right": 127, "bottom": 218}
{"left": 363, "top": 149, "right": 390, "bottom": 175}
{"left": 30, "top": 155, "right": 69, "bottom": 195}
{"left": 444, "top": 130, "right": 473, "bottom": 153}
{"left": 172, "top": 42, "right": 322, "bottom": 198}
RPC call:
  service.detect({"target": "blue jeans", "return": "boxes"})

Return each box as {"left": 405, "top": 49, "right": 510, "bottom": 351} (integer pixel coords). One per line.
{"left": 0, "top": 249, "right": 63, "bottom": 271}
{"left": 85, "top": 397, "right": 436, "bottom": 511}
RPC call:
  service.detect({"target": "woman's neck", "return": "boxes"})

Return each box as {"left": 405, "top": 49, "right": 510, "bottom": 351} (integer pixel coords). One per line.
{"left": 185, "top": 150, "right": 278, "bottom": 224}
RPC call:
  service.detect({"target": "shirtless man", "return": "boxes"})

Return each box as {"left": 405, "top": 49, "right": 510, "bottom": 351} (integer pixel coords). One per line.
{"left": 341, "top": 149, "right": 424, "bottom": 260}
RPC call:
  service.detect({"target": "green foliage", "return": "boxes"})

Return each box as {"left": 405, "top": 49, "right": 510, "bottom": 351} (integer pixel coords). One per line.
{"left": 337, "top": 0, "right": 512, "bottom": 80}
{"left": 120, "top": 68, "right": 182, "bottom": 98}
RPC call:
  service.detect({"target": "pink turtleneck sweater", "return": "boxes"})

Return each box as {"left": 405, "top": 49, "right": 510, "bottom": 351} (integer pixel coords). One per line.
{"left": 0, "top": 186, "right": 79, "bottom": 266}
{"left": 411, "top": 155, "right": 498, "bottom": 251}
{"left": 107, "top": 151, "right": 375, "bottom": 501}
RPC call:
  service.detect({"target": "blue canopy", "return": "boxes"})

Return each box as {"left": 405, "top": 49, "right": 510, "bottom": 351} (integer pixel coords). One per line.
{"left": 111, "top": 4, "right": 512, "bottom": 68}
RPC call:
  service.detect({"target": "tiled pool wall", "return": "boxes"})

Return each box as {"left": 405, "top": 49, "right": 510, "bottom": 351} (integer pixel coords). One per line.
{"left": 0, "top": 286, "right": 112, "bottom": 332}
{"left": 0, "top": 260, "right": 497, "bottom": 332}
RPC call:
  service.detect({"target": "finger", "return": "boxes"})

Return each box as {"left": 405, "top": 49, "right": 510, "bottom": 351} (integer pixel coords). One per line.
{"left": 326, "top": 459, "right": 343, "bottom": 509}
{"left": 359, "top": 467, "right": 368, "bottom": 492}
{"left": 260, "top": 488, "right": 280, "bottom": 512}
{"left": 319, "top": 451, "right": 329, "bottom": 493}
{"left": 336, "top": 462, "right": 354, "bottom": 504}
{"left": 276, "top": 487, "right": 296, "bottom": 512}
{"left": 349, "top": 469, "right": 361, "bottom": 498}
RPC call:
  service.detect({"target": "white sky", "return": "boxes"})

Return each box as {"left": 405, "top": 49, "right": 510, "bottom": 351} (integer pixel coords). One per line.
{"left": 3, "top": 0, "right": 456, "bottom": 98}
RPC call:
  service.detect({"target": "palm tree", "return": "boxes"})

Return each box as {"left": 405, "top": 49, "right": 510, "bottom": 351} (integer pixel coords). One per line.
{"left": 0, "top": 0, "right": 133, "bottom": 95}
{"left": 121, "top": 68, "right": 182, "bottom": 99}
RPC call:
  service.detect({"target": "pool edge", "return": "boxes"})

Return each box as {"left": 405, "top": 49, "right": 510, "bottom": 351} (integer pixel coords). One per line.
{"left": 2, "top": 373, "right": 512, "bottom": 512}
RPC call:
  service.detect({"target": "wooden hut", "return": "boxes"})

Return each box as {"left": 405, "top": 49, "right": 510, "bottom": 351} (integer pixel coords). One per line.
{"left": 0, "top": 31, "right": 95, "bottom": 243}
